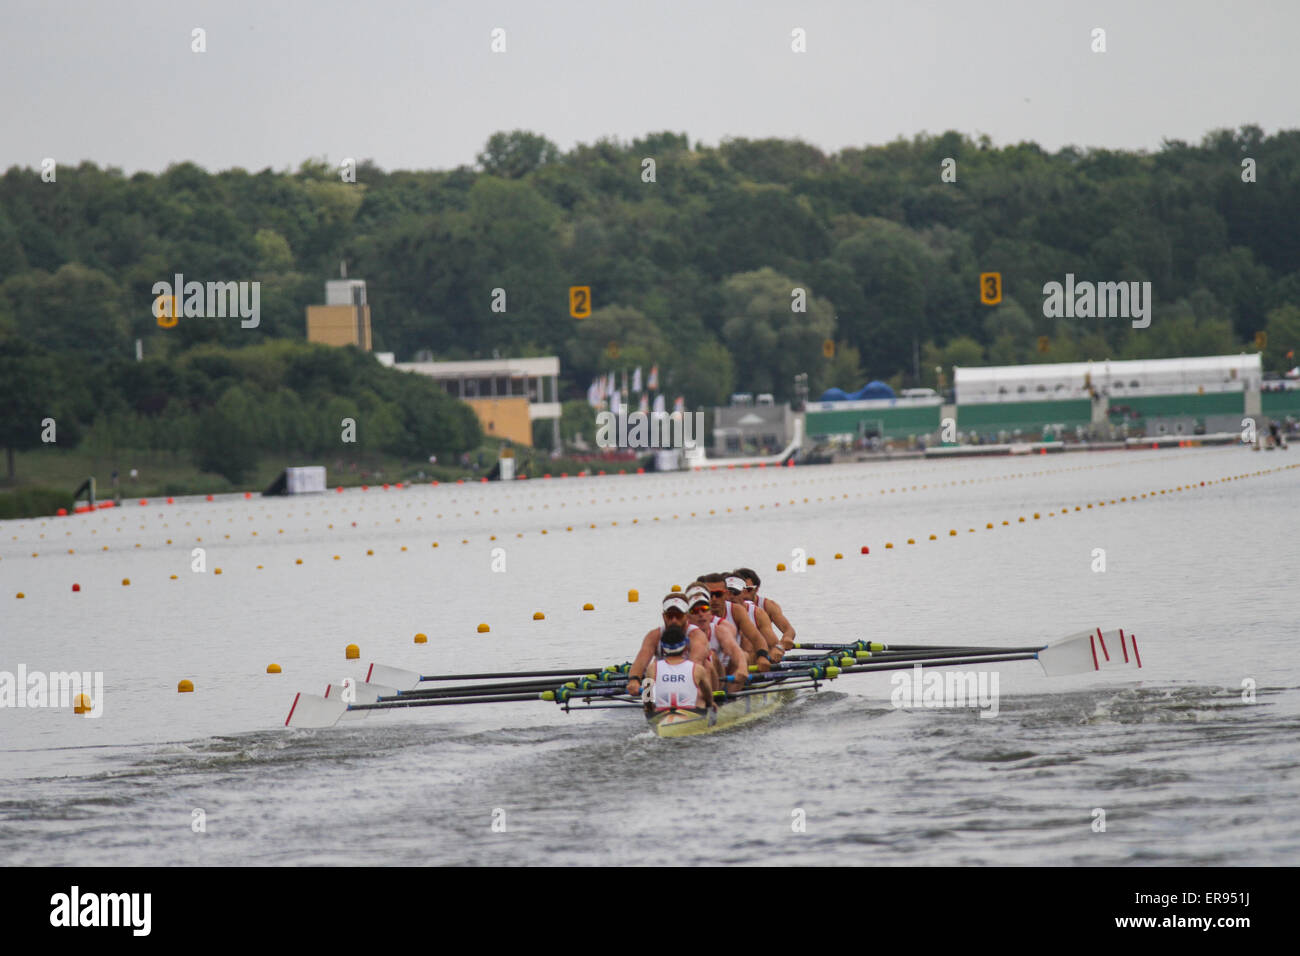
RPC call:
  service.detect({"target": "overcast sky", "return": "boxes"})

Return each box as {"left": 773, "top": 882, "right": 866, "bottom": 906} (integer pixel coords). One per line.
{"left": 2, "top": 0, "right": 1296, "bottom": 175}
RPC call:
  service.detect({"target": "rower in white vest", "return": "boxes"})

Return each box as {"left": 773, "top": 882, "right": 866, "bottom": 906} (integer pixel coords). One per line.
{"left": 644, "top": 625, "right": 711, "bottom": 714}
{"left": 683, "top": 584, "right": 748, "bottom": 691}
{"left": 733, "top": 567, "right": 795, "bottom": 651}
{"left": 698, "top": 573, "right": 778, "bottom": 668}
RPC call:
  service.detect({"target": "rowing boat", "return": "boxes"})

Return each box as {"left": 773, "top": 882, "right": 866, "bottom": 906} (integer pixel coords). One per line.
{"left": 647, "top": 687, "right": 797, "bottom": 738}
{"left": 283, "top": 628, "right": 1144, "bottom": 734}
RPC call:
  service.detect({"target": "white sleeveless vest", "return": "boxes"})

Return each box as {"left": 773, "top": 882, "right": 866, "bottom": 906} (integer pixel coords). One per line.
{"left": 654, "top": 657, "right": 698, "bottom": 710}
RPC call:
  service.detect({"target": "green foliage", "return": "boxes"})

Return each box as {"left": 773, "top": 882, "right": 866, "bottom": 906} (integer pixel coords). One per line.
{"left": 0, "top": 123, "right": 1297, "bottom": 410}
{"left": 0, "top": 486, "right": 73, "bottom": 519}
{"left": 477, "top": 131, "right": 561, "bottom": 179}
{"left": 193, "top": 385, "right": 260, "bottom": 483}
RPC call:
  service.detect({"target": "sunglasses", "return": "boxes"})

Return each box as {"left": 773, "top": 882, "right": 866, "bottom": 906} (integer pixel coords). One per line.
{"left": 707, "top": 589, "right": 726, "bottom": 597}
{"left": 663, "top": 608, "right": 686, "bottom": 618}
{"left": 688, "top": 603, "right": 710, "bottom": 612}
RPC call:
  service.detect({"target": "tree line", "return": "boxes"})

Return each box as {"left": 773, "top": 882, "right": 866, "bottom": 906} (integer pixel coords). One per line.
{"left": 1, "top": 125, "right": 1298, "bottom": 476}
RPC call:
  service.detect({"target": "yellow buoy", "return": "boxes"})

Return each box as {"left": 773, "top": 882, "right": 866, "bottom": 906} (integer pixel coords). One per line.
{"left": 170, "top": 574, "right": 178, "bottom": 580}
{"left": 266, "top": 663, "right": 282, "bottom": 674}
{"left": 929, "top": 534, "right": 937, "bottom": 540}
{"left": 214, "top": 568, "right": 223, "bottom": 575}
{"left": 807, "top": 557, "right": 816, "bottom": 565}
{"left": 907, "top": 538, "right": 915, "bottom": 545}
{"left": 533, "top": 611, "right": 545, "bottom": 620}
{"left": 582, "top": 603, "right": 594, "bottom": 611}
{"left": 413, "top": 633, "right": 427, "bottom": 644}
{"left": 295, "top": 558, "right": 303, "bottom": 564}
{"left": 345, "top": 644, "right": 360, "bottom": 660}
{"left": 74, "top": 693, "right": 92, "bottom": 714}
{"left": 15, "top": 592, "right": 23, "bottom": 599}
{"left": 477, "top": 623, "right": 490, "bottom": 633}
{"left": 121, "top": 577, "right": 131, "bottom": 586}
{"left": 177, "top": 679, "right": 194, "bottom": 693}
{"left": 834, "top": 553, "right": 843, "bottom": 559}
{"left": 628, "top": 589, "right": 639, "bottom": 602}
{"left": 885, "top": 543, "right": 893, "bottom": 549}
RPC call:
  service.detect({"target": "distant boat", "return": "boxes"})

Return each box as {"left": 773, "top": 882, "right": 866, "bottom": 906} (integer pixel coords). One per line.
{"left": 683, "top": 418, "right": 804, "bottom": 470}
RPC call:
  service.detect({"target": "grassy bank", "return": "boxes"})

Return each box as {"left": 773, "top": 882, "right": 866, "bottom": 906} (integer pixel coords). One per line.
{"left": 2, "top": 446, "right": 649, "bottom": 516}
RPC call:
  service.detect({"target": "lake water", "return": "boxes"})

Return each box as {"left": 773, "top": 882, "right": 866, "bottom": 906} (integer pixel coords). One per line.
{"left": 2, "top": 446, "right": 1297, "bottom": 865}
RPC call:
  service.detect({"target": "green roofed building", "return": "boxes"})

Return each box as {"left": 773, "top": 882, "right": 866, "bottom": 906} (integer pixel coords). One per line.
{"left": 954, "top": 354, "right": 1265, "bottom": 440}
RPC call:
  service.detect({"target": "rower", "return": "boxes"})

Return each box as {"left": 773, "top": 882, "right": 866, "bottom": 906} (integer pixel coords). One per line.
{"left": 724, "top": 573, "right": 784, "bottom": 663}
{"left": 699, "top": 573, "right": 776, "bottom": 670}
{"left": 625, "top": 593, "right": 715, "bottom": 700}
{"left": 644, "top": 625, "right": 711, "bottom": 716}
{"left": 734, "top": 567, "right": 795, "bottom": 651}
{"left": 683, "top": 584, "right": 748, "bottom": 691}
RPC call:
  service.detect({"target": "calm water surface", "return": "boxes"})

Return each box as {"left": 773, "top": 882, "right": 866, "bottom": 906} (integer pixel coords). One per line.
{"left": 2, "top": 447, "right": 1297, "bottom": 865}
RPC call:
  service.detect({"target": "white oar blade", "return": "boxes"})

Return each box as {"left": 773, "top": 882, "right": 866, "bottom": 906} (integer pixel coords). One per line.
{"left": 284, "top": 692, "right": 349, "bottom": 729}
{"left": 1037, "top": 628, "right": 1143, "bottom": 677}
{"left": 324, "top": 680, "right": 398, "bottom": 705}
{"left": 324, "top": 680, "right": 399, "bottom": 719}
{"left": 1094, "top": 628, "right": 1143, "bottom": 670}
{"left": 364, "top": 662, "right": 423, "bottom": 691}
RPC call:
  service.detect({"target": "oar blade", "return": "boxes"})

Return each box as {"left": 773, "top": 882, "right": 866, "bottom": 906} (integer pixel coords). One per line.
{"left": 1037, "top": 628, "right": 1142, "bottom": 677}
{"left": 324, "top": 680, "right": 400, "bottom": 718}
{"left": 364, "top": 662, "right": 423, "bottom": 691}
{"left": 285, "top": 692, "right": 349, "bottom": 729}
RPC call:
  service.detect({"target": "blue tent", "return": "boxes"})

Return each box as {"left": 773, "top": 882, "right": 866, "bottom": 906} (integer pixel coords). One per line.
{"left": 818, "top": 381, "right": 895, "bottom": 402}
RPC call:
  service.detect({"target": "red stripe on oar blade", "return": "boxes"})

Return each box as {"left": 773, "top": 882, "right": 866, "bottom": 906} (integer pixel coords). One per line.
{"left": 1131, "top": 635, "right": 1142, "bottom": 668}
{"left": 1119, "top": 629, "right": 1129, "bottom": 663}
{"left": 1096, "top": 627, "right": 1110, "bottom": 661}
{"left": 1089, "top": 634, "right": 1099, "bottom": 671}
{"left": 365, "top": 662, "right": 374, "bottom": 682}
{"left": 285, "top": 693, "right": 300, "bottom": 727}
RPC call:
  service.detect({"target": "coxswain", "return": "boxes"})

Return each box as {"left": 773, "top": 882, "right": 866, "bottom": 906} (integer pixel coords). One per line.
{"left": 625, "top": 593, "right": 715, "bottom": 700}
{"left": 644, "top": 624, "right": 712, "bottom": 715}
{"left": 733, "top": 567, "right": 796, "bottom": 651}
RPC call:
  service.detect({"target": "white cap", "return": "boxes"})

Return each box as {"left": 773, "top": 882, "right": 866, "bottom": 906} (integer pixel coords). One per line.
{"left": 725, "top": 575, "right": 747, "bottom": 593}
{"left": 662, "top": 595, "right": 689, "bottom": 614}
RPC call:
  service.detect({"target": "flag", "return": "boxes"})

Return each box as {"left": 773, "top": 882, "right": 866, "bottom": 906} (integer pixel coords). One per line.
{"left": 587, "top": 379, "right": 600, "bottom": 407}
{"left": 638, "top": 393, "right": 649, "bottom": 414}
{"left": 648, "top": 365, "right": 659, "bottom": 390}
{"left": 610, "top": 391, "right": 621, "bottom": 415}
{"left": 673, "top": 396, "right": 685, "bottom": 413}
{"left": 1287, "top": 350, "right": 1295, "bottom": 359}
{"left": 632, "top": 367, "right": 642, "bottom": 393}
{"left": 622, "top": 368, "right": 628, "bottom": 396}
{"left": 652, "top": 393, "right": 665, "bottom": 415}
{"left": 606, "top": 374, "right": 616, "bottom": 398}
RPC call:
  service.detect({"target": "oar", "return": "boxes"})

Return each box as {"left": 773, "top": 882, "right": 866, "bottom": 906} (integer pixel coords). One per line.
{"left": 830, "top": 629, "right": 1143, "bottom": 679}
{"left": 391, "top": 677, "right": 617, "bottom": 699}
{"left": 364, "top": 661, "right": 628, "bottom": 691}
